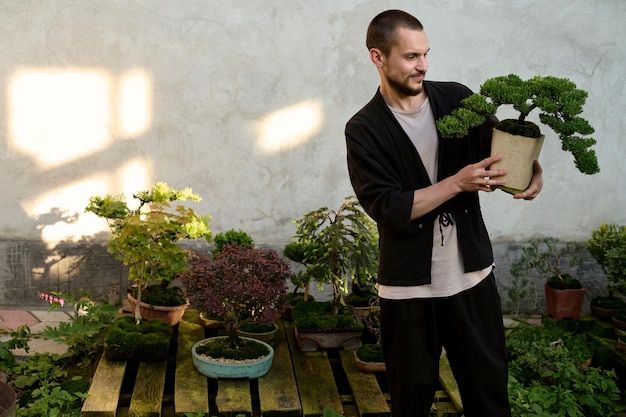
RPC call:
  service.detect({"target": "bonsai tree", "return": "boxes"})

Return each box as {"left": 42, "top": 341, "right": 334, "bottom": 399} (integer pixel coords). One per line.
{"left": 85, "top": 182, "right": 212, "bottom": 323}
{"left": 436, "top": 74, "right": 600, "bottom": 176}
{"left": 212, "top": 228, "right": 255, "bottom": 255}
{"left": 179, "top": 244, "right": 290, "bottom": 349}
{"left": 508, "top": 237, "right": 585, "bottom": 318}
{"left": 290, "top": 196, "right": 378, "bottom": 315}
{"left": 510, "top": 237, "right": 584, "bottom": 289}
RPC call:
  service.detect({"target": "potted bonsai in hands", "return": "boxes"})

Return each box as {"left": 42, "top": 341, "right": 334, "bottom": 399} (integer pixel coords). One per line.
{"left": 436, "top": 74, "right": 599, "bottom": 194}
{"left": 587, "top": 224, "right": 626, "bottom": 318}
{"left": 85, "top": 182, "right": 212, "bottom": 325}
{"left": 289, "top": 196, "right": 378, "bottom": 351}
{"left": 510, "top": 237, "right": 586, "bottom": 320}
{"left": 178, "top": 243, "right": 290, "bottom": 379}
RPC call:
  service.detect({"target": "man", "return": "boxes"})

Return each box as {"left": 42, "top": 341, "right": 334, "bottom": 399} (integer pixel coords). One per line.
{"left": 345, "top": 9, "right": 543, "bottom": 417}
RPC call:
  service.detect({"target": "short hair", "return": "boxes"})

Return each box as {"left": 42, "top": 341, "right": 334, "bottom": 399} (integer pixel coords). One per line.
{"left": 366, "top": 10, "right": 424, "bottom": 56}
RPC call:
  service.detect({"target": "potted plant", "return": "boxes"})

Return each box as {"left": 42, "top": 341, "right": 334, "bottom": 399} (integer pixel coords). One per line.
{"left": 85, "top": 182, "right": 212, "bottom": 325}
{"left": 354, "top": 298, "right": 385, "bottom": 373}
{"left": 510, "top": 237, "right": 586, "bottom": 320}
{"left": 587, "top": 224, "right": 626, "bottom": 318}
{"left": 436, "top": 74, "right": 599, "bottom": 194}
{"left": 289, "top": 196, "right": 378, "bottom": 351}
{"left": 178, "top": 244, "right": 290, "bottom": 379}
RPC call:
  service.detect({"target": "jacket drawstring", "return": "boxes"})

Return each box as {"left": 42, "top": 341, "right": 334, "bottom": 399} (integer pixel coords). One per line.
{"left": 438, "top": 212, "right": 454, "bottom": 246}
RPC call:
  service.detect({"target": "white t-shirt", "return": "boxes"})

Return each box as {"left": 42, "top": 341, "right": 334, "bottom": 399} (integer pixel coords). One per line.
{"left": 377, "top": 99, "right": 492, "bottom": 300}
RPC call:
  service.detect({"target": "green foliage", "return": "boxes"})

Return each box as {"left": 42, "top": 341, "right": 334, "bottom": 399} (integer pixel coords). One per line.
{"left": 0, "top": 325, "right": 31, "bottom": 375}
{"left": 104, "top": 316, "right": 171, "bottom": 361}
{"left": 129, "top": 284, "right": 187, "bottom": 306}
{"left": 507, "top": 322, "right": 623, "bottom": 417}
{"left": 606, "top": 241, "right": 626, "bottom": 296}
{"left": 212, "top": 228, "right": 255, "bottom": 254}
{"left": 436, "top": 74, "right": 599, "bottom": 175}
{"left": 587, "top": 224, "right": 626, "bottom": 297}
{"left": 507, "top": 238, "right": 584, "bottom": 316}
{"left": 39, "top": 292, "right": 118, "bottom": 363}
{"left": 85, "top": 182, "right": 211, "bottom": 322}
{"left": 292, "top": 301, "right": 363, "bottom": 332}
{"left": 291, "top": 196, "right": 378, "bottom": 313}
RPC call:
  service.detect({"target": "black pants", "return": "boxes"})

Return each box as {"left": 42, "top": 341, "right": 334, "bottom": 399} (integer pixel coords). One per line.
{"left": 380, "top": 274, "right": 511, "bottom": 417}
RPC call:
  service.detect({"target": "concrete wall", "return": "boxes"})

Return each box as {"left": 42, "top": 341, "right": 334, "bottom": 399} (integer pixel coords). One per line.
{"left": 0, "top": 1, "right": 624, "bottom": 307}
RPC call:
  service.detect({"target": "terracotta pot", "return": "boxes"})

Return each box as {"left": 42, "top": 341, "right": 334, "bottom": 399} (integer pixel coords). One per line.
{"left": 0, "top": 382, "right": 16, "bottom": 417}
{"left": 544, "top": 284, "right": 585, "bottom": 320}
{"left": 591, "top": 304, "right": 622, "bottom": 320}
{"left": 618, "top": 336, "right": 626, "bottom": 352}
{"left": 353, "top": 350, "right": 386, "bottom": 373}
{"left": 490, "top": 129, "right": 545, "bottom": 194}
{"left": 612, "top": 315, "right": 626, "bottom": 331}
{"left": 127, "top": 292, "right": 188, "bottom": 326}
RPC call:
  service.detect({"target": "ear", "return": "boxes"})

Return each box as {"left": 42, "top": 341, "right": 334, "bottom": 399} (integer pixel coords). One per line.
{"left": 369, "top": 49, "right": 384, "bottom": 68}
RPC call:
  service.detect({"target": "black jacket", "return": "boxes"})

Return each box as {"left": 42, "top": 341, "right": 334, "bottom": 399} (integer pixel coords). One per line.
{"left": 345, "top": 81, "right": 496, "bottom": 286}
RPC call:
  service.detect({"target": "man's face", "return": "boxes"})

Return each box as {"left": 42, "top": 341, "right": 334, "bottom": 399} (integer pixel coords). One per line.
{"left": 381, "top": 28, "right": 430, "bottom": 97}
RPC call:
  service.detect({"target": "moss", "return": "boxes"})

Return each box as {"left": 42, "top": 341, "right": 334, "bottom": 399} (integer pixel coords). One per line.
{"left": 496, "top": 119, "right": 542, "bottom": 138}
{"left": 292, "top": 301, "right": 363, "bottom": 332}
{"left": 104, "top": 316, "right": 171, "bottom": 361}
{"left": 356, "top": 343, "right": 384, "bottom": 363}
{"left": 196, "top": 338, "right": 269, "bottom": 360}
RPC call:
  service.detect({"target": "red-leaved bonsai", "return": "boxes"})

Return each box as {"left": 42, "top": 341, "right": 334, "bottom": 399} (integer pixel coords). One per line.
{"left": 179, "top": 244, "right": 290, "bottom": 348}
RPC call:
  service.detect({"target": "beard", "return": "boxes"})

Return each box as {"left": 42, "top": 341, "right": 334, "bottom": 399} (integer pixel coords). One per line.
{"left": 385, "top": 72, "right": 425, "bottom": 97}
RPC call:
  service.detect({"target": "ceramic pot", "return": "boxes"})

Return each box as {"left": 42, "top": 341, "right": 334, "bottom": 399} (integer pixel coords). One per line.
{"left": 237, "top": 322, "right": 279, "bottom": 345}
{"left": 490, "top": 129, "right": 545, "bottom": 194}
{"left": 294, "top": 326, "right": 362, "bottom": 352}
{"left": 353, "top": 350, "right": 386, "bottom": 373}
{"left": 0, "top": 382, "right": 16, "bottom": 417}
{"left": 127, "top": 292, "right": 188, "bottom": 326}
{"left": 191, "top": 336, "right": 274, "bottom": 379}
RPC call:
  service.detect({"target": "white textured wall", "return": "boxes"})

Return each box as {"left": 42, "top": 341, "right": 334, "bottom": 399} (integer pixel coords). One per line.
{"left": 0, "top": 0, "right": 624, "bottom": 248}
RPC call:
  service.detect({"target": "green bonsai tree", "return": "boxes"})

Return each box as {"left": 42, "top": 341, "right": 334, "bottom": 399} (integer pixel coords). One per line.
{"left": 436, "top": 74, "right": 599, "bottom": 175}
{"left": 85, "top": 182, "right": 212, "bottom": 323}
{"left": 290, "top": 196, "right": 378, "bottom": 315}
{"left": 212, "top": 228, "right": 255, "bottom": 255}
{"left": 588, "top": 224, "right": 626, "bottom": 297}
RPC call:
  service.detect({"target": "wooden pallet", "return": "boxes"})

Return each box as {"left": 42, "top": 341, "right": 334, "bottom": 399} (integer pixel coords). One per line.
{"left": 81, "top": 316, "right": 461, "bottom": 417}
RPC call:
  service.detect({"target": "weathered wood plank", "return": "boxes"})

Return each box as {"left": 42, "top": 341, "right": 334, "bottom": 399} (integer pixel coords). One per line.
{"left": 215, "top": 378, "right": 252, "bottom": 415}
{"left": 438, "top": 351, "right": 462, "bottom": 414}
{"left": 81, "top": 354, "right": 127, "bottom": 417}
{"left": 284, "top": 321, "right": 343, "bottom": 417}
{"left": 338, "top": 350, "right": 390, "bottom": 417}
{"left": 175, "top": 320, "right": 210, "bottom": 415}
{"left": 128, "top": 361, "right": 167, "bottom": 417}
{"left": 258, "top": 320, "right": 302, "bottom": 417}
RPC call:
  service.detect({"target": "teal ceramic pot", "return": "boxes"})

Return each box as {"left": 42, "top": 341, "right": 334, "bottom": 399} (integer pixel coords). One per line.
{"left": 191, "top": 336, "right": 274, "bottom": 379}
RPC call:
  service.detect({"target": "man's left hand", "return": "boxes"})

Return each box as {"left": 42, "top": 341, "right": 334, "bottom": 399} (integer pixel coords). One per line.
{"left": 514, "top": 160, "right": 543, "bottom": 201}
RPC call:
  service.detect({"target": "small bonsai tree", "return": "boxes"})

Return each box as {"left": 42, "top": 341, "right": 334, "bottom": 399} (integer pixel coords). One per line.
{"left": 179, "top": 245, "right": 290, "bottom": 349}
{"left": 511, "top": 237, "right": 584, "bottom": 290}
{"left": 291, "top": 196, "right": 378, "bottom": 315}
{"left": 212, "top": 228, "right": 255, "bottom": 255}
{"left": 436, "top": 74, "right": 599, "bottom": 175}
{"left": 509, "top": 238, "right": 585, "bottom": 316}
{"left": 85, "top": 182, "right": 212, "bottom": 323}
